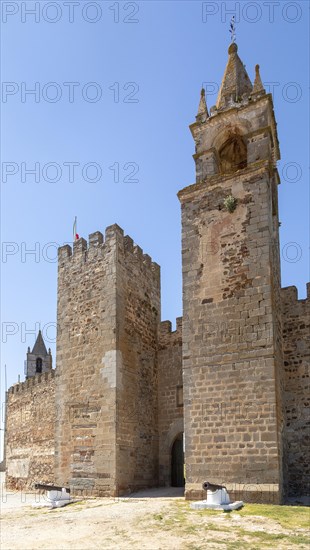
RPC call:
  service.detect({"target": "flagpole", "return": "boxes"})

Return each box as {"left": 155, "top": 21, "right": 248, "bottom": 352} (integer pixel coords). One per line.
{"left": 73, "top": 216, "right": 77, "bottom": 242}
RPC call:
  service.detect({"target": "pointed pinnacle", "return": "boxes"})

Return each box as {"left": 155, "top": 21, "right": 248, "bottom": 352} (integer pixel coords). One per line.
{"left": 196, "top": 88, "right": 209, "bottom": 121}
{"left": 252, "top": 64, "right": 265, "bottom": 95}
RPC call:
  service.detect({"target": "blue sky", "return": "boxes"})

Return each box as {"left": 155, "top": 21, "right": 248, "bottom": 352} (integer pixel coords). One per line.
{"left": 0, "top": 1, "right": 309, "bottom": 456}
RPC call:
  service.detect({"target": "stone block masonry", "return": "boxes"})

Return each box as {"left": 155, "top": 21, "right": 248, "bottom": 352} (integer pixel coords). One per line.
{"left": 115, "top": 231, "right": 160, "bottom": 494}
{"left": 55, "top": 224, "right": 160, "bottom": 496}
{"left": 282, "top": 284, "right": 310, "bottom": 499}
{"left": 179, "top": 60, "right": 285, "bottom": 501}
{"left": 6, "top": 371, "right": 55, "bottom": 490}
{"left": 179, "top": 163, "right": 284, "bottom": 504}
{"left": 158, "top": 318, "right": 183, "bottom": 486}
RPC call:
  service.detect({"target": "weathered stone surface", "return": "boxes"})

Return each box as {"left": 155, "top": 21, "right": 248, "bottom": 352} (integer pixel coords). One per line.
{"left": 281, "top": 285, "right": 310, "bottom": 498}
{"left": 55, "top": 225, "right": 160, "bottom": 496}
{"left": 6, "top": 371, "right": 55, "bottom": 490}
{"left": 179, "top": 43, "right": 285, "bottom": 504}
{"left": 158, "top": 318, "right": 183, "bottom": 486}
{"left": 216, "top": 43, "right": 253, "bottom": 109}
{"left": 116, "top": 231, "right": 160, "bottom": 494}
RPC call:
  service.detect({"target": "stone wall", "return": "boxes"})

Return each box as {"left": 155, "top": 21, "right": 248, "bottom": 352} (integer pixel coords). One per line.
{"left": 55, "top": 225, "right": 160, "bottom": 496}
{"left": 158, "top": 318, "right": 183, "bottom": 486}
{"left": 116, "top": 234, "right": 160, "bottom": 493}
{"left": 179, "top": 161, "right": 284, "bottom": 504}
{"left": 6, "top": 371, "right": 55, "bottom": 490}
{"left": 282, "top": 284, "right": 310, "bottom": 498}
{"left": 55, "top": 227, "right": 121, "bottom": 496}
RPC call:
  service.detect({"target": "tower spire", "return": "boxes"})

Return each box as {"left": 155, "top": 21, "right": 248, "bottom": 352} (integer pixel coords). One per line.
{"left": 32, "top": 330, "right": 48, "bottom": 355}
{"left": 216, "top": 43, "right": 253, "bottom": 109}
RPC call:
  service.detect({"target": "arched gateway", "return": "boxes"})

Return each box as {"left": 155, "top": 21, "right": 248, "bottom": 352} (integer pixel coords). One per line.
{"left": 171, "top": 433, "right": 184, "bottom": 487}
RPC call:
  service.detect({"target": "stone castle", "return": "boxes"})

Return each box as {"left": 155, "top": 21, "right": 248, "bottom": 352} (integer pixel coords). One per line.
{"left": 5, "top": 42, "right": 309, "bottom": 503}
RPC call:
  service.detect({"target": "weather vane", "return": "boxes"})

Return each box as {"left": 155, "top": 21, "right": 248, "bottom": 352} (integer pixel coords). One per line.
{"left": 229, "top": 16, "right": 236, "bottom": 43}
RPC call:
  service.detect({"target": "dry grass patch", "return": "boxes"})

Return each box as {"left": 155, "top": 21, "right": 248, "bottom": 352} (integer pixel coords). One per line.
{"left": 145, "top": 500, "right": 310, "bottom": 549}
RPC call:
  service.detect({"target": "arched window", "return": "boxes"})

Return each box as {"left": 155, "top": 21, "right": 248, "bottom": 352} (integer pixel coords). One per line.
{"left": 219, "top": 136, "right": 247, "bottom": 174}
{"left": 36, "top": 357, "right": 42, "bottom": 373}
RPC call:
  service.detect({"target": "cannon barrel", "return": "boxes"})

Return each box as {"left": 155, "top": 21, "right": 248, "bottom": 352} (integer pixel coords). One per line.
{"left": 34, "top": 483, "right": 70, "bottom": 493}
{"left": 202, "top": 481, "right": 226, "bottom": 492}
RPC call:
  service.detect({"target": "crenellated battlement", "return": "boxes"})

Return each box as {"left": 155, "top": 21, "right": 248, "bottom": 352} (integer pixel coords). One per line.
{"left": 160, "top": 317, "right": 182, "bottom": 334}
{"left": 58, "top": 223, "right": 160, "bottom": 280}
{"left": 281, "top": 283, "right": 310, "bottom": 308}
{"left": 8, "top": 369, "right": 55, "bottom": 395}
{"left": 160, "top": 317, "right": 182, "bottom": 347}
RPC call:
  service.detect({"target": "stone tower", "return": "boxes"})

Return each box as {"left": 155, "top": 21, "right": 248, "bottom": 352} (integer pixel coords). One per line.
{"left": 25, "top": 330, "right": 52, "bottom": 378}
{"left": 179, "top": 43, "right": 285, "bottom": 503}
{"left": 55, "top": 225, "right": 160, "bottom": 496}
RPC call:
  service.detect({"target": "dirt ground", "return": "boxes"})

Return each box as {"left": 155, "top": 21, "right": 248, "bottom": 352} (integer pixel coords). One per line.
{"left": 1, "top": 476, "right": 309, "bottom": 550}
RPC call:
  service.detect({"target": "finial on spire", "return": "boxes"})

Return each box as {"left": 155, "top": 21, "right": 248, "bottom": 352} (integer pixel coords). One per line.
{"left": 228, "top": 42, "right": 238, "bottom": 55}
{"left": 252, "top": 64, "right": 265, "bottom": 95}
{"left": 229, "top": 16, "right": 236, "bottom": 43}
{"left": 196, "top": 88, "right": 209, "bottom": 122}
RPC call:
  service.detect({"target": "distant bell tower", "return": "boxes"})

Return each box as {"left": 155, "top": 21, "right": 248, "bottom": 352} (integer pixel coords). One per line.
{"left": 25, "top": 330, "right": 52, "bottom": 378}
{"left": 179, "top": 42, "right": 285, "bottom": 503}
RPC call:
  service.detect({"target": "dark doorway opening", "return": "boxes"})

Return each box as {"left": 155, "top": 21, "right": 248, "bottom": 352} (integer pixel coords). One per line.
{"left": 171, "top": 433, "right": 185, "bottom": 487}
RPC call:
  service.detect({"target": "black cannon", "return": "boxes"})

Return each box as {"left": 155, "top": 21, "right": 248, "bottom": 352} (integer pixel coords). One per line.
{"left": 34, "top": 483, "right": 70, "bottom": 493}
{"left": 202, "top": 481, "right": 226, "bottom": 492}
